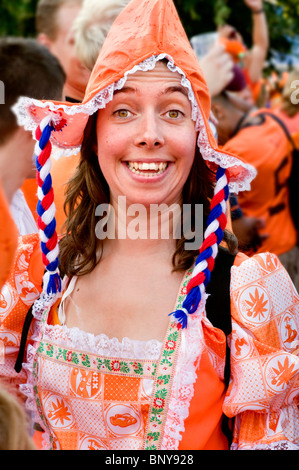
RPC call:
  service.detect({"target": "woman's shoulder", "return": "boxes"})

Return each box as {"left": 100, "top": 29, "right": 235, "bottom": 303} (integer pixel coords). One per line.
{"left": 231, "top": 250, "right": 292, "bottom": 288}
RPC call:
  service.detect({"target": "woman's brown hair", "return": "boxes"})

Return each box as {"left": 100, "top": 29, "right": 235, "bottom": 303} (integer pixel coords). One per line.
{"left": 59, "top": 112, "right": 237, "bottom": 277}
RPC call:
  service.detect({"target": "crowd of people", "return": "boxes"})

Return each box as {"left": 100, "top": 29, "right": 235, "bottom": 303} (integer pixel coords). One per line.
{"left": 0, "top": 0, "right": 299, "bottom": 451}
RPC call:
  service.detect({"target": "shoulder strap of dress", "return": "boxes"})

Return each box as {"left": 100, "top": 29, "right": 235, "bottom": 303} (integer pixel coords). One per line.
{"left": 206, "top": 246, "right": 236, "bottom": 337}
{"left": 14, "top": 268, "right": 46, "bottom": 373}
{"left": 205, "top": 246, "right": 236, "bottom": 448}
{"left": 14, "top": 303, "right": 34, "bottom": 373}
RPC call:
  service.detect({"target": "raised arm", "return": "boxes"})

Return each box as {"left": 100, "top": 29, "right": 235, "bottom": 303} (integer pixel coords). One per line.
{"left": 244, "top": 0, "right": 269, "bottom": 84}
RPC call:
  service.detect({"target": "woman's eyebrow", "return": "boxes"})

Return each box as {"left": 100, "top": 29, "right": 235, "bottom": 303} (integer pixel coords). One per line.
{"left": 113, "top": 85, "right": 189, "bottom": 98}
{"left": 160, "top": 86, "right": 189, "bottom": 97}
{"left": 113, "top": 86, "right": 137, "bottom": 95}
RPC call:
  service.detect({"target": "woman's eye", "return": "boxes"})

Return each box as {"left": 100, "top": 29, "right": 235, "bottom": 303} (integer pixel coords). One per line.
{"left": 167, "top": 110, "right": 182, "bottom": 119}
{"left": 114, "top": 109, "right": 131, "bottom": 118}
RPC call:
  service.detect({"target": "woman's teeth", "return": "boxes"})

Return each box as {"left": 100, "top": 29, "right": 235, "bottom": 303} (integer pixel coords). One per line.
{"left": 127, "top": 161, "right": 168, "bottom": 176}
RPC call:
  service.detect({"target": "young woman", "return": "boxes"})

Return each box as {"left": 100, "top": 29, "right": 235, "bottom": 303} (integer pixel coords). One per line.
{"left": 2, "top": 0, "right": 299, "bottom": 451}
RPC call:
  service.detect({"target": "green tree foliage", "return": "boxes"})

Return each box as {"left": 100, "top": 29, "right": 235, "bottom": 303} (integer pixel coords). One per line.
{"left": 0, "top": 0, "right": 38, "bottom": 37}
{"left": 0, "top": 0, "right": 297, "bottom": 58}
{"left": 174, "top": 0, "right": 298, "bottom": 57}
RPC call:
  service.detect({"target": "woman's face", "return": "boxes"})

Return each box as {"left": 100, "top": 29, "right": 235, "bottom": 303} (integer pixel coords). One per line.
{"left": 95, "top": 61, "right": 197, "bottom": 208}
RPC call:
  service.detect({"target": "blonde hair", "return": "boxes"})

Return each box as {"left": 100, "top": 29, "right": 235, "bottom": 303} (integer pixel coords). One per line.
{"left": 0, "top": 384, "right": 36, "bottom": 450}
{"left": 280, "top": 68, "right": 299, "bottom": 117}
{"left": 73, "top": 0, "right": 130, "bottom": 71}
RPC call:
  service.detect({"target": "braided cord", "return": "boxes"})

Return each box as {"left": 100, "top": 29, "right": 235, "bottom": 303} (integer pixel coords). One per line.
{"left": 34, "top": 116, "right": 61, "bottom": 295}
{"left": 170, "top": 166, "right": 230, "bottom": 329}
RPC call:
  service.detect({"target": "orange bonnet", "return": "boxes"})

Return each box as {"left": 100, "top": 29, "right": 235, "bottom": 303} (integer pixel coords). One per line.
{"left": 13, "top": 0, "right": 256, "bottom": 192}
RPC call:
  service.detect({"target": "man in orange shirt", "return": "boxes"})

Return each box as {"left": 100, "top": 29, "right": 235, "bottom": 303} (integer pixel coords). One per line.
{"left": 0, "top": 37, "right": 65, "bottom": 235}
{"left": 22, "top": 0, "right": 89, "bottom": 235}
{"left": 31, "top": 0, "right": 128, "bottom": 234}
{"left": 212, "top": 91, "right": 299, "bottom": 289}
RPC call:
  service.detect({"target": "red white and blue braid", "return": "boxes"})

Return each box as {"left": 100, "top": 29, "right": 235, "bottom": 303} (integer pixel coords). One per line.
{"left": 34, "top": 116, "right": 64, "bottom": 295}
{"left": 170, "top": 166, "right": 230, "bottom": 329}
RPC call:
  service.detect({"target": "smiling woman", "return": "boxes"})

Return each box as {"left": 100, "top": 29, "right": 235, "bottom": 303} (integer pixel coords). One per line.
{"left": 1, "top": 0, "right": 299, "bottom": 453}
{"left": 95, "top": 63, "right": 196, "bottom": 208}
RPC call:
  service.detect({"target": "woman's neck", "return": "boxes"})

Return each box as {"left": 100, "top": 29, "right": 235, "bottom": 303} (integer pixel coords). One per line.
{"left": 98, "top": 196, "right": 181, "bottom": 260}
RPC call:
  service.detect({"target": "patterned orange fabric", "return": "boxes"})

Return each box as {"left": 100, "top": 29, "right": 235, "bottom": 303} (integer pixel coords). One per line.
{"left": 36, "top": 348, "right": 155, "bottom": 449}
{"left": 0, "top": 234, "right": 42, "bottom": 401}
{"left": 224, "top": 111, "right": 297, "bottom": 256}
{"left": 1, "top": 238, "right": 299, "bottom": 450}
{"left": 225, "top": 252, "right": 299, "bottom": 449}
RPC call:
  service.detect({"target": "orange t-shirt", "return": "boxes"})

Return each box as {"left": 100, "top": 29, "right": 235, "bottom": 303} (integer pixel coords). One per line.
{"left": 274, "top": 108, "right": 299, "bottom": 136}
{"left": 21, "top": 153, "right": 80, "bottom": 236}
{"left": 0, "top": 182, "right": 18, "bottom": 290}
{"left": 224, "top": 111, "right": 297, "bottom": 256}
{"left": 50, "top": 153, "right": 80, "bottom": 235}
{"left": 292, "top": 129, "right": 299, "bottom": 150}
{"left": 21, "top": 178, "right": 38, "bottom": 224}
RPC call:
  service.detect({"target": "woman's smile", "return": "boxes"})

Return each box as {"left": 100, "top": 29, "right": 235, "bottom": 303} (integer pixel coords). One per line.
{"left": 96, "top": 61, "right": 197, "bottom": 207}
{"left": 123, "top": 160, "right": 171, "bottom": 179}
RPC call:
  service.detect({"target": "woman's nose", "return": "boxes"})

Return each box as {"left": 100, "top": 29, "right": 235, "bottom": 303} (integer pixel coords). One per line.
{"left": 134, "top": 112, "right": 164, "bottom": 148}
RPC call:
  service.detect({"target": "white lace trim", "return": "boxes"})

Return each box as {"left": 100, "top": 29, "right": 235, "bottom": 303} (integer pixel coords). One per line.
{"left": 20, "top": 292, "right": 60, "bottom": 450}
{"left": 12, "top": 54, "right": 256, "bottom": 193}
{"left": 161, "top": 296, "right": 210, "bottom": 450}
{"left": 231, "top": 441, "right": 299, "bottom": 450}
{"left": 41, "top": 323, "right": 162, "bottom": 360}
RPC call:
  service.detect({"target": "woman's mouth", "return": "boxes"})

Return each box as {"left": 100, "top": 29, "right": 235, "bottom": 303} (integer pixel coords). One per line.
{"left": 126, "top": 161, "right": 168, "bottom": 177}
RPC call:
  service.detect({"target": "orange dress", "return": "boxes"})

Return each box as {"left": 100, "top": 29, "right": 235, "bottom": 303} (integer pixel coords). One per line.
{"left": 1, "top": 234, "right": 299, "bottom": 450}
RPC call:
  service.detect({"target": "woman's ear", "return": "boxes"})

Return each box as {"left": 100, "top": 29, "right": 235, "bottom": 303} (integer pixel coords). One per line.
{"left": 211, "top": 101, "right": 224, "bottom": 121}
{"left": 93, "top": 142, "right": 98, "bottom": 156}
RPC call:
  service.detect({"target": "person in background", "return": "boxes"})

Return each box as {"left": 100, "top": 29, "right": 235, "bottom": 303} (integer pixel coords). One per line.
{"left": 36, "top": 0, "right": 89, "bottom": 102}
{"left": 1, "top": 0, "right": 299, "bottom": 451}
{"left": 73, "top": 0, "right": 131, "bottom": 72}
{"left": 212, "top": 91, "right": 299, "bottom": 288}
{"left": 24, "top": 0, "right": 90, "bottom": 233}
{"left": 274, "top": 68, "right": 299, "bottom": 136}
{"left": 0, "top": 37, "right": 65, "bottom": 235}
{"left": 52, "top": 0, "right": 237, "bottom": 235}
{"left": 218, "top": 0, "right": 269, "bottom": 106}
{"left": 0, "top": 183, "right": 18, "bottom": 290}
{"left": 50, "top": 0, "right": 131, "bottom": 234}
{"left": 0, "top": 383, "right": 36, "bottom": 450}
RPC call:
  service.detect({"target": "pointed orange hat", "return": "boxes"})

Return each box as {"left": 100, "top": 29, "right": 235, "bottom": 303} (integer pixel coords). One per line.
{"left": 13, "top": 0, "right": 256, "bottom": 192}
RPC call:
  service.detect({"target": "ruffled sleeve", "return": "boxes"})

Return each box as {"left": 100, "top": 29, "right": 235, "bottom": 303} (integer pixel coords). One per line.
{"left": 224, "top": 252, "right": 299, "bottom": 449}
{"left": 0, "top": 233, "right": 43, "bottom": 401}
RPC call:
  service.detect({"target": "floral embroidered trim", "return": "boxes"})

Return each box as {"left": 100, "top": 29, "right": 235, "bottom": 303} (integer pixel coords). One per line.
{"left": 143, "top": 268, "right": 193, "bottom": 450}
{"left": 37, "top": 340, "right": 157, "bottom": 379}
{"left": 25, "top": 265, "right": 212, "bottom": 451}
